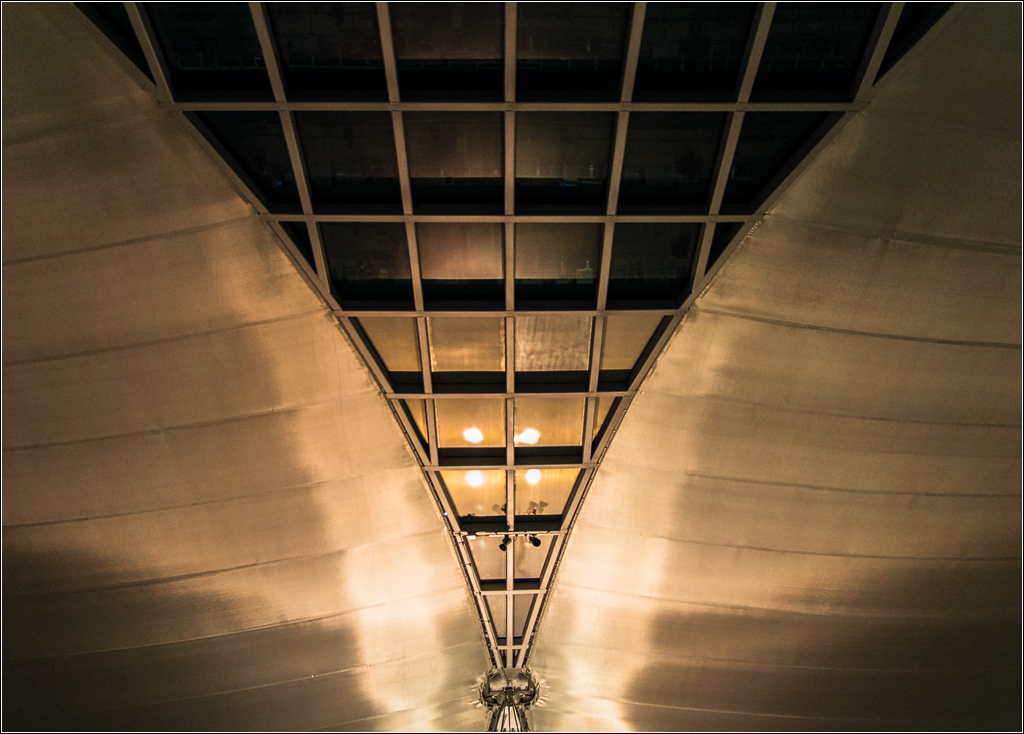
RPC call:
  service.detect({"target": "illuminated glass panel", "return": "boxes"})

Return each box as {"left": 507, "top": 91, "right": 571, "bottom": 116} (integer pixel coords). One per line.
{"left": 601, "top": 314, "right": 663, "bottom": 371}
{"left": 358, "top": 317, "right": 421, "bottom": 373}
{"left": 403, "top": 398, "right": 429, "bottom": 443}
{"left": 514, "top": 316, "right": 592, "bottom": 372}
{"left": 404, "top": 112, "right": 503, "bottom": 213}
{"left": 514, "top": 594, "right": 535, "bottom": 636}
{"left": 514, "top": 224, "right": 600, "bottom": 305}
{"left": 469, "top": 535, "right": 505, "bottom": 580}
{"left": 517, "top": 3, "right": 630, "bottom": 101}
{"left": 515, "top": 468, "right": 579, "bottom": 516}
{"left": 487, "top": 596, "right": 507, "bottom": 637}
{"left": 295, "top": 111, "right": 402, "bottom": 213}
{"left": 515, "top": 113, "right": 615, "bottom": 214}
{"left": 592, "top": 397, "right": 613, "bottom": 439}
{"left": 321, "top": 223, "right": 413, "bottom": 305}
{"left": 435, "top": 398, "right": 505, "bottom": 448}
{"left": 427, "top": 317, "right": 505, "bottom": 372}
{"left": 391, "top": 2, "right": 503, "bottom": 100}
{"left": 514, "top": 535, "right": 552, "bottom": 578}
{"left": 441, "top": 469, "right": 506, "bottom": 517}
{"left": 514, "top": 397, "right": 586, "bottom": 448}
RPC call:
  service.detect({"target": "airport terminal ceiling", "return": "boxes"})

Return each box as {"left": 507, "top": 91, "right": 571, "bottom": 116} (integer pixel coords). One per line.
{"left": 2, "top": 2, "right": 1020, "bottom": 731}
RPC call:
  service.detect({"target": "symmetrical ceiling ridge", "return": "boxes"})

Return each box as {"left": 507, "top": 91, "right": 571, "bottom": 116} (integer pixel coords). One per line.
{"left": 10, "top": 2, "right": 990, "bottom": 728}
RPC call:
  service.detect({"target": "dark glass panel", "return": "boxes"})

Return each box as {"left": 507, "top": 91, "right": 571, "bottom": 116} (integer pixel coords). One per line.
{"left": 722, "top": 112, "right": 830, "bottom": 211}
{"left": 607, "top": 224, "right": 700, "bottom": 307}
{"left": 708, "top": 222, "right": 746, "bottom": 271}
{"left": 618, "top": 113, "right": 727, "bottom": 214}
{"left": 295, "top": 112, "right": 402, "bottom": 213}
{"left": 391, "top": 2, "right": 503, "bottom": 100}
{"left": 752, "top": 3, "right": 881, "bottom": 100}
{"left": 321, "top": 223, "right": 413, "bottom": 305}
{"left": 514, "top": 224, "right": 600, "bottom": 306}
{"left": 146, "top": 3, "right": 272, "bottom": 100}
{"left": 517, "top": 3, "right": 630, "bottom": 101}
{"left": 418, "top": 223, "right": 504, "bottom": 309}
{"left": 405, "top": 113, "right": 503, "bottom": 214}
{"left": 515, "top": 112, "right": 615, "bottom": 214}
{"left": 266, "top": 2, "right": 387, "bottom": 101}
{"left": 278, "top": 221, "right": 316, "bottom": 271}
{"left": 633, "top": 3, "right": 755, "bottom": 101}
{"left": 876, "top": 3, "right": 953, "bottom": 81}
{"left": 194, "top": 112, "right": 300, "bottom": 212}
{"left": 75, "top": 3, "right": 154, "bottom": 81}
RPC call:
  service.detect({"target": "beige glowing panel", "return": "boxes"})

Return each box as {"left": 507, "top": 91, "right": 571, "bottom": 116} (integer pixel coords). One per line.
{"left": 487, "top": 596, "right": 507, "bottom": 639}
{"left": 515, "top": 469, "right": 579, "bottom": 515}
{"left": 601, "top": 313, "right": 663, "bottom": 371}
{"left": 434, "top": 398, "right": 506, "bottom": 448}
{"left": 469, "top": 535, "right": 506, "bottom": 580}
{"left": 441, "top": 469, "right": 506, "bottom": 517}
{"left": 417, "top": 222, "right": 504, "bottom": 280}
{"left": 514, "top": 397, "right": 586, "bottom": 447}
{"left": 403, "top": 399, "right": 428, "bottom": 442}
{"left": 427, "top": 316, "right": 505, "bottom": 372}
{"left": 514, "top": 223, "right": 601, "bottom": 279}
{"left": 514, "top": 535, "right": 552, "bottom": 578}
{"left": 514, "top": 594, "right": 536, "bottom": 637}
{"left": 592, "top": 397, "right": 613, "bottom": 439}
{"left": 515, "top": 315, "right": 592, "bottom": 372}
{"left": 357, "top": 317, "right": 421, "bottom": 372}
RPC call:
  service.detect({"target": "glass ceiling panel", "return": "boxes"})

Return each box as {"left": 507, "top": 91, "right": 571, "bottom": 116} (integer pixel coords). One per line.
{"left": 391, "top": 2, "right": 504, "bottom": 101}
{"left": 402, "top": 398, "right": 429, "bottom": 444}
{"left": 618, "top": 112, "right": 727, "bottom": 214}
{"left": 321, "top": 223, "right": 413, "bottom": 306}
{"left": 515, "top": 316, "right": 592, "bottom": 373}
{"left": 514, "top": 594, "right": 535, "bottom": 637}
{"left": 469, "top": 535, "right": 505, "bottom": 580}
{"left": 514, "top": 397, "right": 586, "bottom": 448}
{"left": 515, "top": 112, "right": 615, "bottom": 214}
{"left": 427, "top": 317, "right": 505, "bottom": 372}
{"left": 195, "top": 111, "right": 300, "bottom": 212}
{"left": 294, "top": 111, "right": 402, "bottom": 213}
{"left": 876, "top": 3, "right": 952, "bottom": 81}
{"left": 487, "top": 596, "right": 507, "bottom": 637}
{"left": 515, "top": 468, "right": 579, "bottom": 516}
{"left": 722, "top": 111, "right": 831, "bottom": 211}
{"left": 607, "top": 223, "right": 701, "bottom": 307}
{"left": 146, "top": 3, "right": 271, "bottom": 100}
{"left": 277, "top": 221, "right": 316, "bottom": 271}
{"left": 417, "top": 223, "right": 504, "bottom": 309}
{"left": 435, "top": 398, "right": 506, "bottom": 448}
{"left": 708, "top": 222, "right": 746, "bottom": 271}
{"left": 441, "top": 469, "right": 506, "bottom": 517}
{"left": 266, "top": 2, "right": 387, "bottom": 101}
{"left": 404, "top": 112, "right": 504, "bottom": 213}
{"left": 517, "top": 3, "right": 630, "bottom": 101}
{"left": 633, "top": 3, "right": 755, "bottom": 101}
{"left": 601, "top": 314, "right": 663, "bottom": 372}
{"left": 592, "top": 397, "right": 613, "bottom": 440}
{"left": 752, "top": 3, "right": 881, "bottom": 101}
{"left": 514, "top": 535, "right": 552, "bottom": 579}
{"left": 358, "top": 317, "right": 421, "bottom": 373}
{"left": 514, "top": 224, "right": 600, "bottom": 306}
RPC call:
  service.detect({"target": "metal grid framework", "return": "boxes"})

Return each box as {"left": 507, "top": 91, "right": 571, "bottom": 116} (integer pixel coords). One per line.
{"left": 77, "top": 1, "right": 938, "bottom": 671}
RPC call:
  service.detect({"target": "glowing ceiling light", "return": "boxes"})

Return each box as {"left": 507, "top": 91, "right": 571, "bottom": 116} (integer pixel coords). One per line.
{"left": 463, "top": 427, "right": 484, "bottom": 443}
{"left": 466, "top": 470, "right": 484, "bottom": 487}
{"left": 514, "top": 427, "right": 540, "bottom": 445}
{"left": 525, "top": 469, "right": 542, "bottom": 484}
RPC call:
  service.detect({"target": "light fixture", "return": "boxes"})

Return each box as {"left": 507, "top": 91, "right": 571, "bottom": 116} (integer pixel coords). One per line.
{"left": 498, "top": 535, "right": 511, "bottom": 552}
{"left": 528, "top": 535, "right": 542, "bottom": 547}
{"left": 463, "top": 426, "right": 484, "bottom": 444}
{"left": 514, "top": 427, "right": 540, "bottom": 445}
{"left": 525, "top": 468, "right": 542, "bottom": 485}
{"left": 466, "top": 470, "right": 484, "bottom": 487}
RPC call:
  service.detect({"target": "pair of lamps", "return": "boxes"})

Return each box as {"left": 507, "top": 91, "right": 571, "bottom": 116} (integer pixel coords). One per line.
{"left": 498, "top": 534, "right": 541, "bottom": 551}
